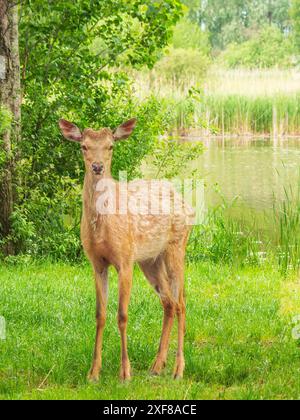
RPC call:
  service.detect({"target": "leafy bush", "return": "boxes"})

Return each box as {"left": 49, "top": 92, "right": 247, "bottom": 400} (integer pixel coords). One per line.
{"left": 153, "top": 47, "right": 210, "bottom": 84}
{"left": 218, "top": 26, "right": 295, "bottom": 69}
{"left": 145, "top": 137, "right": 203, "bottom": 180}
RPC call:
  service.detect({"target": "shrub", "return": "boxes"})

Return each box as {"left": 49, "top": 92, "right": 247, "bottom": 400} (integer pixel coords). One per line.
{"left": 218, "top": 26, "right": 295, "bottom": 69}
{"left": 153, "top": 48, "right": 210, "bottom": 84}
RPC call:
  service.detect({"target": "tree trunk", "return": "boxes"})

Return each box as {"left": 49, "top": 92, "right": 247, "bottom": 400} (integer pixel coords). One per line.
{"left": 268, "top": 0, "right": 273, "bottom": 26}
{"left": 0, "top": 1, "right": 21, "bottom": 255}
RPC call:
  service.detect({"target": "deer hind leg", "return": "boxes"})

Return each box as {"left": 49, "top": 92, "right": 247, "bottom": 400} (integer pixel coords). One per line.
{"left": 164, "top": 239, "right": 188, "bottom": 380}
{"left": 88, "top": 264, "right": 108, "bottom": 383}
{"left": 174, "top": 291, "right": 186, "bottom": 380}
{"left": 118, "top": 264, "right": 133, "bottom": 381}
{"left": 139, "top": 256, "right": 176, "bottom": 376}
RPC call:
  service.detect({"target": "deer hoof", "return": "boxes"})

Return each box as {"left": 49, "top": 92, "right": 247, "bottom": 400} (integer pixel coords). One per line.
{"left": 87, "top": 370, "right": 100, "bottom": 384}
{"left": 120, "top": 364, "right": 131, "bottom": 382}
{"left": 173, "top": 359, "right": 184, "bottom": 380}
{"left": 150, "top": 359, "right": 166, "bottom": 376}
{"left": 173, "top": 372, "right": 183, "bottom": 380}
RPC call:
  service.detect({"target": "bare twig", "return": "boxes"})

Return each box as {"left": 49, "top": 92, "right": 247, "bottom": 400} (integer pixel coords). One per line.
{"left": 37, "top": 365, "right": 55, "bottom": 390}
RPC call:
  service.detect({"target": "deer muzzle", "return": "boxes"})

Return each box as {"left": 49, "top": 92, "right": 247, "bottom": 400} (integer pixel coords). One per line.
{"left": 92, "top": 162, "right": 104, "bottom": 176}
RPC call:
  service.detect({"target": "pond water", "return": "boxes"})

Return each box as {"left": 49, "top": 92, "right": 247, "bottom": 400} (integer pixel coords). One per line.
{"left": 189, "top": 137, "right": 300, "bottom": 226}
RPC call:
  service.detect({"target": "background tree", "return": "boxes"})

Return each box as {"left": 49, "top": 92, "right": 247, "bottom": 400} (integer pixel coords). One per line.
{"left": 0, "top": 1, "right": 21, "bottom": 255}
{"left": 291, "top": 0, "right": 300, "bottom": 52}
{"left": 172, "top": 16, "right": 211, "bottom": 54}
{"left": 184, "top": 0, "right": 291, "bottom": 49}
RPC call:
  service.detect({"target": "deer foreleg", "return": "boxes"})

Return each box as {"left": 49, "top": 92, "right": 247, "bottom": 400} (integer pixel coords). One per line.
{"left": 118, "top": 265, "right": 133, "bottom": 381}
{"left": 88, "top": 265, "right": 108, "bottom": 383}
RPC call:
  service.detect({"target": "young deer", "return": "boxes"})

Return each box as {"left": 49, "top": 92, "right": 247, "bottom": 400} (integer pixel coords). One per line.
{"left": 59, "top": 118, "right": 194, "bottom": 381}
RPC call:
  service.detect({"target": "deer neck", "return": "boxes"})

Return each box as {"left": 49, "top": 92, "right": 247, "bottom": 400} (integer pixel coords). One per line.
{"left": 82, "top": 172, "right": 115, "bottom": 223}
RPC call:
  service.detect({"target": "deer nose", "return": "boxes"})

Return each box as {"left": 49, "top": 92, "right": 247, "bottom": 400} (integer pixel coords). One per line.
{"left": 92, "top": 162, "right": 104, "bottom": 175}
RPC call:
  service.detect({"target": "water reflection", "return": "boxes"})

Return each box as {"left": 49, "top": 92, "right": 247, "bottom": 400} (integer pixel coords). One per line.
{"left": 190, "top": 137, "right": 300, "bottom": 212}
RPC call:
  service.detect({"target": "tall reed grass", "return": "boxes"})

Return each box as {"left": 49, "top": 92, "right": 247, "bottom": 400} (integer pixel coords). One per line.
{"left": 187, "top": 180, "right": 300, "bottom": 274}
{"left": 135, "top": 68, "right": 300, "bottom": 135}
{"left": 161, "top": 94, "right": 300, "bottom": 136}
{"left": 187, "top": 207, "right": 261, "bottom": 266}
{"left": 201, "top": 94, "right": 300, "bottom": 136}
{"left": 274, "top": 176, "right": 300, "bottom": 274}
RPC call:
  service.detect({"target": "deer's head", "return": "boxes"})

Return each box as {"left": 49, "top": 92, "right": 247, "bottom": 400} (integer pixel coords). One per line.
{"left": 59, "top": 118, "right": 137, "bottom": 177}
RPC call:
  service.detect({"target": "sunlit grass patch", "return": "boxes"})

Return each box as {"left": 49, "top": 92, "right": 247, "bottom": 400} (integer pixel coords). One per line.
{"left": 280, "top": 279, "right": 300, "bottom": 317}
{"left": 1, "top": 262, "right": 300, "bottom": 400}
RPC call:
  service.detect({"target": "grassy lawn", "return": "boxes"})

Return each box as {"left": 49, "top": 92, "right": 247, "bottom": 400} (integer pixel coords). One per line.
{"left": 1, "top": 261, "right": 300, "bottom": 400}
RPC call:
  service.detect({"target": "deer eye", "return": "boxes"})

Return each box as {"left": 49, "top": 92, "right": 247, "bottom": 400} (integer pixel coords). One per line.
{"left": 109, "top": 145, "right": 113, "bottom": 151}
{"left": 81, "top": 145, "right": 88, "bottom": 152}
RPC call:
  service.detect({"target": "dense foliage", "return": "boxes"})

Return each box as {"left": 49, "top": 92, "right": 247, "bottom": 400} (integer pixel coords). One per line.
{"left": 0, "top": 107, "right": 12, "bottom": 136}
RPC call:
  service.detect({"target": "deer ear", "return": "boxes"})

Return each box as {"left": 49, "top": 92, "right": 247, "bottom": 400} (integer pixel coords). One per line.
{"left": 59, "top": 119, "right": 82, "bottom": 142}
{"left": 113, "top": 118, "right": 137, "bottom": 141}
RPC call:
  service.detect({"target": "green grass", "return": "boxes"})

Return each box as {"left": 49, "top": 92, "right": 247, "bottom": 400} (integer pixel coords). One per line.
{"left": 1, "top": 261, "right": 300, "bottom": 400}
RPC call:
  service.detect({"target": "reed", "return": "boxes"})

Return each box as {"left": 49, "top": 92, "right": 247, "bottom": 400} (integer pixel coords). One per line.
{"left": 135, "top": 69, "right": 300, "bottom": 135}
{"left": 156, "top": 93, "right": 300, "bottom": 136}
{"left": 274, "top": 175, "right": 300, "bottom": 274}
{"left": 201, "top": 94, "right": 300, "bottom": 136}
{"left": 187, "top": 180, "right": 300, "bottom": 274}
{"left": 187, "top": 194, "right": 261, "bottom": 266}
